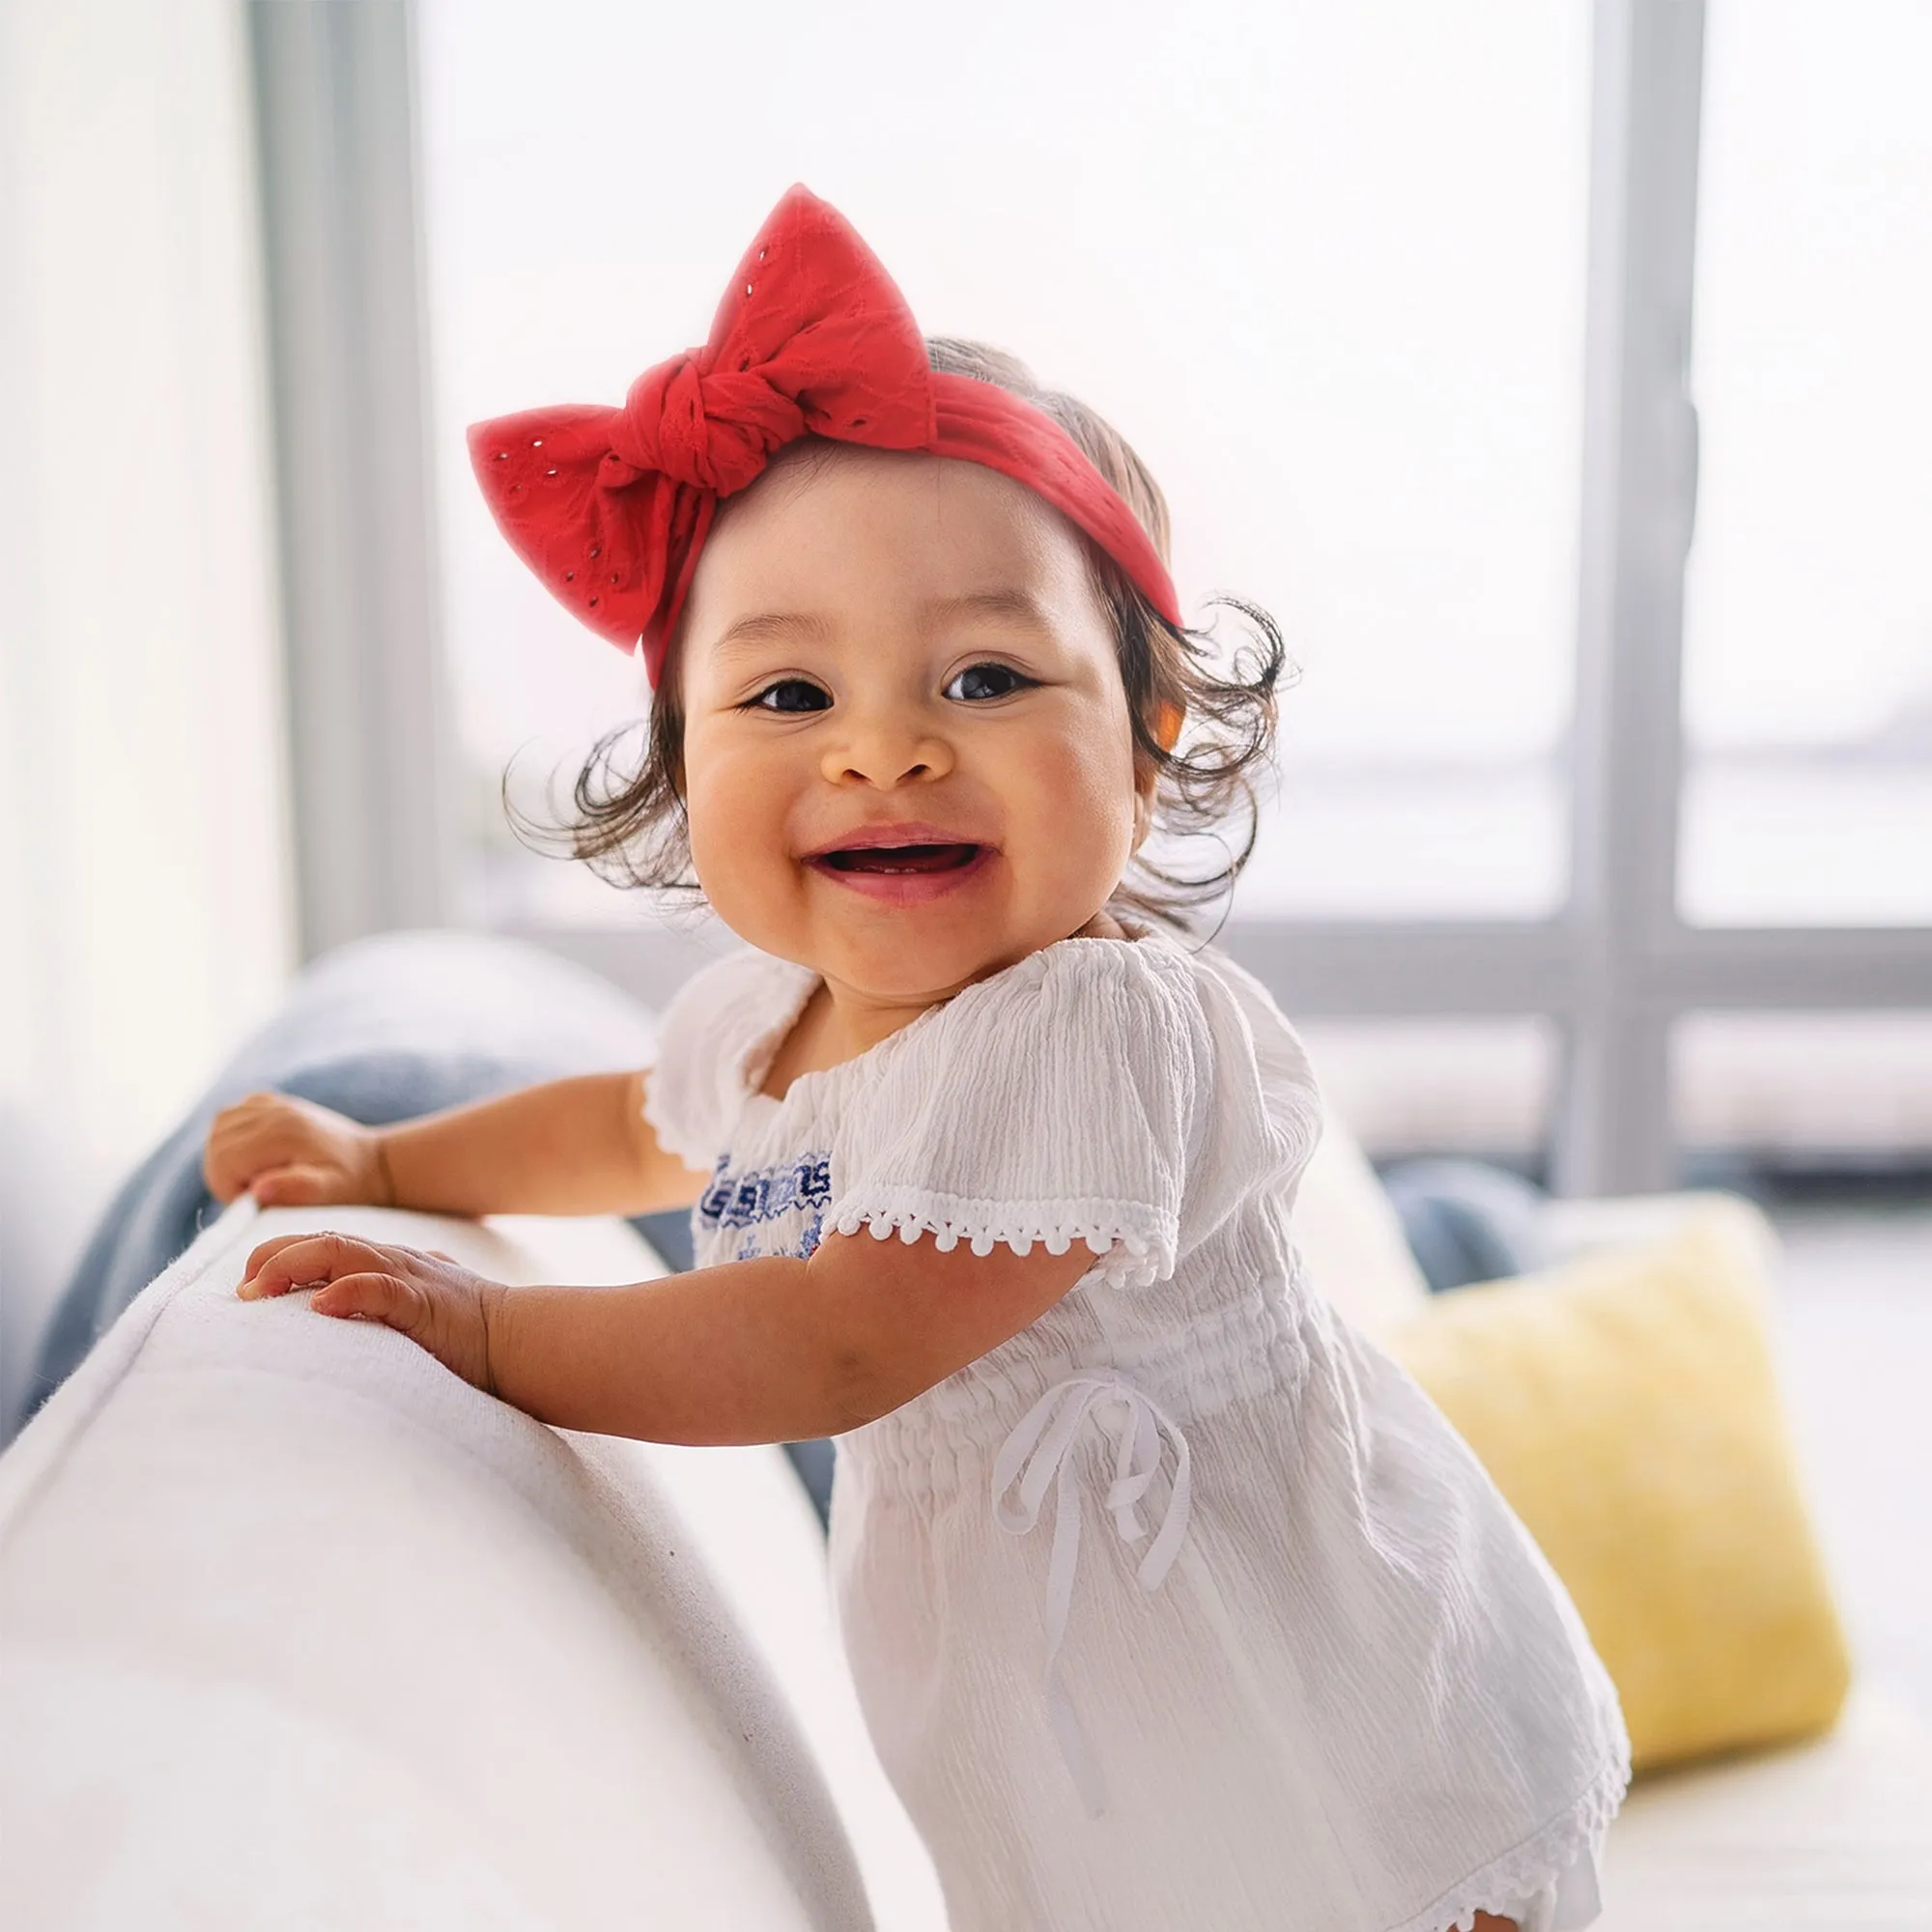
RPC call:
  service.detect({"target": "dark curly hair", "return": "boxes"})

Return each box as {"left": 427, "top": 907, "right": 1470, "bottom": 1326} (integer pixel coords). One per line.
{"left": 511, "top": 338, "right": 1291, "bottom": 931}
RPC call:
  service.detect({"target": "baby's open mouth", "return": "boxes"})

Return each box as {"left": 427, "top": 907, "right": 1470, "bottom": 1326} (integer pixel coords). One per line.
{"left": 819, "top": 842, "right": 981, "bottom": 875}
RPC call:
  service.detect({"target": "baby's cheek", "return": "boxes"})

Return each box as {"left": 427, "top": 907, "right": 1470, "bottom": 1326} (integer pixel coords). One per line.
{"left": 685, "top": 764, "right": 799, "bottom": 928}
{"left": 1045, "top": 734, "right": 1140, "bottom": 871}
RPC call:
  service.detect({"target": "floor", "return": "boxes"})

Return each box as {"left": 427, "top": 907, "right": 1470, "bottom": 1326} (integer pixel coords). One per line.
{"left": 1767, "top": 1198, "right": 1932, "bottom": 1730}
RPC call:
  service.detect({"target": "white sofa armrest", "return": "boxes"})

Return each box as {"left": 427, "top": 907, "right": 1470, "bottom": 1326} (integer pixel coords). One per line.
{"left": 0, "top": 1200, "right": 942, "bottom": 1931}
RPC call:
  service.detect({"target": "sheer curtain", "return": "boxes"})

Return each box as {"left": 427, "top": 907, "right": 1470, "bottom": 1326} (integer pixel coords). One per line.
{"left": 0, "top": 0, "right": 294, "bottom": 1367}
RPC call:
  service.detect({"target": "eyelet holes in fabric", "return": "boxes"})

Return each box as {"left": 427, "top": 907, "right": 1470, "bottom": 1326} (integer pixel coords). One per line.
{"left": 493, "top": 450, "right": 508, "bottom": 462}
{"left": 530, "top": 438, "right": 544, "bottom": 448}
{"left": 588, "top": 595, "right": 600, "bottom": 609}
{"left": 589, "top": 545, "right": 601, "bottom": 559}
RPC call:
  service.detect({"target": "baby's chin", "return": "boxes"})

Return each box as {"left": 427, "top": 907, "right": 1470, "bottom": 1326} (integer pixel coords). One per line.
{"left": 808, "top": 924, "right": 1031, "bottom": 1009}
{"left": 720, "top": 901, "right": 1038, "bottom": 1011}
{"left": 706, "top": 864, "right": 1113, "bottom": 1009}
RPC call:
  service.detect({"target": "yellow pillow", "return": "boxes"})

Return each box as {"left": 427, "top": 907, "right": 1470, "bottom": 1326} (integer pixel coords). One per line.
{"left": 1385, "top": 1198, "right": 1851, "bottom": 1773}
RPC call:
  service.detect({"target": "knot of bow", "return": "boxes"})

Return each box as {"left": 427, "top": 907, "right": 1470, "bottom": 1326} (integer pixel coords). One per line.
{"left": 608, "top": 354, "right": 810, "bottom": 497}
{"left": 466, "top": 183, "right": 1180, "bottom": 687}
{"left": 468, "top": 185, "right": 935, "bottom": 680}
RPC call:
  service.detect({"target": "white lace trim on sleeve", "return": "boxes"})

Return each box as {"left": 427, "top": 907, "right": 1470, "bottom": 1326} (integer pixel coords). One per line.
{"left": 826, "top": 1186, "right": 1179, "bottom": 1290}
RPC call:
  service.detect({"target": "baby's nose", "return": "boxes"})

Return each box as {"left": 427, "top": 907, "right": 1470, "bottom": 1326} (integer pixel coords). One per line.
{"left": 820, "top": 710, "right": 954, "bottom": 788}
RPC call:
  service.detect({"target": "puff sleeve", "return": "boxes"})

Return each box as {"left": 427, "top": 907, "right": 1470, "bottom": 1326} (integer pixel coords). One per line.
{"left": 825, "top": 940, "right": 1211, "bottom": 1289}
{"left": 641, "top": 948, "right": 818, "bottom": 1169}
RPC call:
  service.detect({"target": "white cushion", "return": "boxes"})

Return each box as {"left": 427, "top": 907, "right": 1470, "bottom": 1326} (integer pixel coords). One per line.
{"left": 1290, "top": 1108, "right": 1432, "bottom": 1338}
{"left": 0, "top": 1200, "right": 937, "bottom": 1931}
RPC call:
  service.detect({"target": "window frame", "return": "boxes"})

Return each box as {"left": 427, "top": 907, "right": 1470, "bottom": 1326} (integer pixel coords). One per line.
{"left": 247, "top": 0, "right": 1932, "bottom": 1196}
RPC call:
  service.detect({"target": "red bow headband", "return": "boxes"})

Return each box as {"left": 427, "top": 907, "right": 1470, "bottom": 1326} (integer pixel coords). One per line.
{"left": 468, "top": 185, "right": 1181, "bottom": 687}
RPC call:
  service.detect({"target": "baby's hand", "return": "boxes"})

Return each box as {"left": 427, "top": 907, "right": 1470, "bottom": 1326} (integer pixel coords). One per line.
{"left": 204, "top": 1092, "right": 391, "bottom": 1208}
{"left": 237, "top": 1232, "right": 501, "bottom": 1394}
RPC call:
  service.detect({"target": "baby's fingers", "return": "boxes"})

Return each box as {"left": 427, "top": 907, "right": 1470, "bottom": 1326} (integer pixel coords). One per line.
{"left": 238, "top": 1231, "right": 384, "bottom": 1300}
{"left": 248, "top": 1163, "right": 336, "bottom": 1208}
{"left": 204, "top": 1094, "right": 302, "bottom": 1202}
{"left": 310, "top": 1269, "right": 424, "bottom": 1332}
{"left": 240, "top": 1230, "right": 326, "bottom": 1286}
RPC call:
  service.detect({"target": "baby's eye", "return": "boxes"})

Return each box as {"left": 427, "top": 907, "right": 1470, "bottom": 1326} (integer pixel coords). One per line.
{"left": 749, "top": 677, "right": 832, "bottom": 714}
{"left": 944, "top": 662, "right": 1035, "bottom": 703}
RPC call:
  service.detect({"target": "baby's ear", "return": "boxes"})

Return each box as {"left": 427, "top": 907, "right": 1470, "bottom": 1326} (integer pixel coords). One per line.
{"left": 1131, "top": 768, "right": 1158, "bottom": 851}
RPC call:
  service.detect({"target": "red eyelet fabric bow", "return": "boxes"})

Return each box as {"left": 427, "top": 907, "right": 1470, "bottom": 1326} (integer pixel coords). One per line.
{"left": 469, "top": 185, "right": 1181, "bottom": 687}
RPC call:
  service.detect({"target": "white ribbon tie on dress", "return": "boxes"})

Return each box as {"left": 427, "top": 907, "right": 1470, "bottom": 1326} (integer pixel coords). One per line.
{"left": 991, "top": 1368, "right": 1194, "bottom": 1818}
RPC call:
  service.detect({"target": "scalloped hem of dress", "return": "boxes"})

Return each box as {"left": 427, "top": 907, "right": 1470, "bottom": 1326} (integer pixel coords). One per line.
{"left": 1382, "top": 1749, "right": 1630, "bottom": 1932}
{"left": 825, "top": 1187, "right": 1179, "bottom": 1289}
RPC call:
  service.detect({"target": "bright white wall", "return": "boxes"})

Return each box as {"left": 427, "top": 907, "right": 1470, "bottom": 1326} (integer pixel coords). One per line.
{"left": 0, "top": 0, "right": 294, "bottom": 1201}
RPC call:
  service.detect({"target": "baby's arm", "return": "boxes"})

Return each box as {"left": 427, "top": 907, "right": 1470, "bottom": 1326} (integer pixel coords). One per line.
{"left": 205, "top": 1072, "right": 711, "bottom": 1219}
{"left": 236, "top": 1227, "right": 1094, "bottom": 1441}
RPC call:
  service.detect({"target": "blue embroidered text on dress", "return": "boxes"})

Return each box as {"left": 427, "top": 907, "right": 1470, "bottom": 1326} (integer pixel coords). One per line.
{"left": 698, "top": 1151, "right": 833, "bottom": 1259}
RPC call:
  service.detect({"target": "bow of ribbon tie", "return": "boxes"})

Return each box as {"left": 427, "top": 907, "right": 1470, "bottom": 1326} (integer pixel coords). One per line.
{"left": 992, "top": 1368, "right": 1194, "bottom": 1817}
{"left": 467, "top": 184, "right": 1181, "bottom": 688}
{"left": 468, "top": 186, "right": 937, "bottom": 683}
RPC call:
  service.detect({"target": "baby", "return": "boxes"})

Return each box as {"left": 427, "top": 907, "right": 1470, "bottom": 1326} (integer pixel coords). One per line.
{"left": 209, "top": 187, "right": 1627, "bottom": 1932}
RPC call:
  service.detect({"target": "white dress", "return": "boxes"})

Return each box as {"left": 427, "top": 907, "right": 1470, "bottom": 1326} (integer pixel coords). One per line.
{"left": 644, "top": 931, "right": 1630, "bottom": 1932}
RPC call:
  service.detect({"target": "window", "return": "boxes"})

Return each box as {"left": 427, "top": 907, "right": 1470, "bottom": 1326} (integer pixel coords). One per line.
{"left": 1675, "top": 1012, "right": 1932, "bottom": 1163}
{"left": 1296, "top": 1019, "right": 1558, "bottom": 1159}
{"left": 414, "top": 0, "right": 1588, "bottom": 926}
{"left": 1678, "top": 0, "right": 1932, "bottom": 928}
{"left": 253, "top": 0, "right": 1932, "bottom": 1194}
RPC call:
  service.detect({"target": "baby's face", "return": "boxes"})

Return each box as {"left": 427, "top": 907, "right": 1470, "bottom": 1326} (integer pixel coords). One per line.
{"left": 676, "top": 445, "right": 1147, "bottom": 1010}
